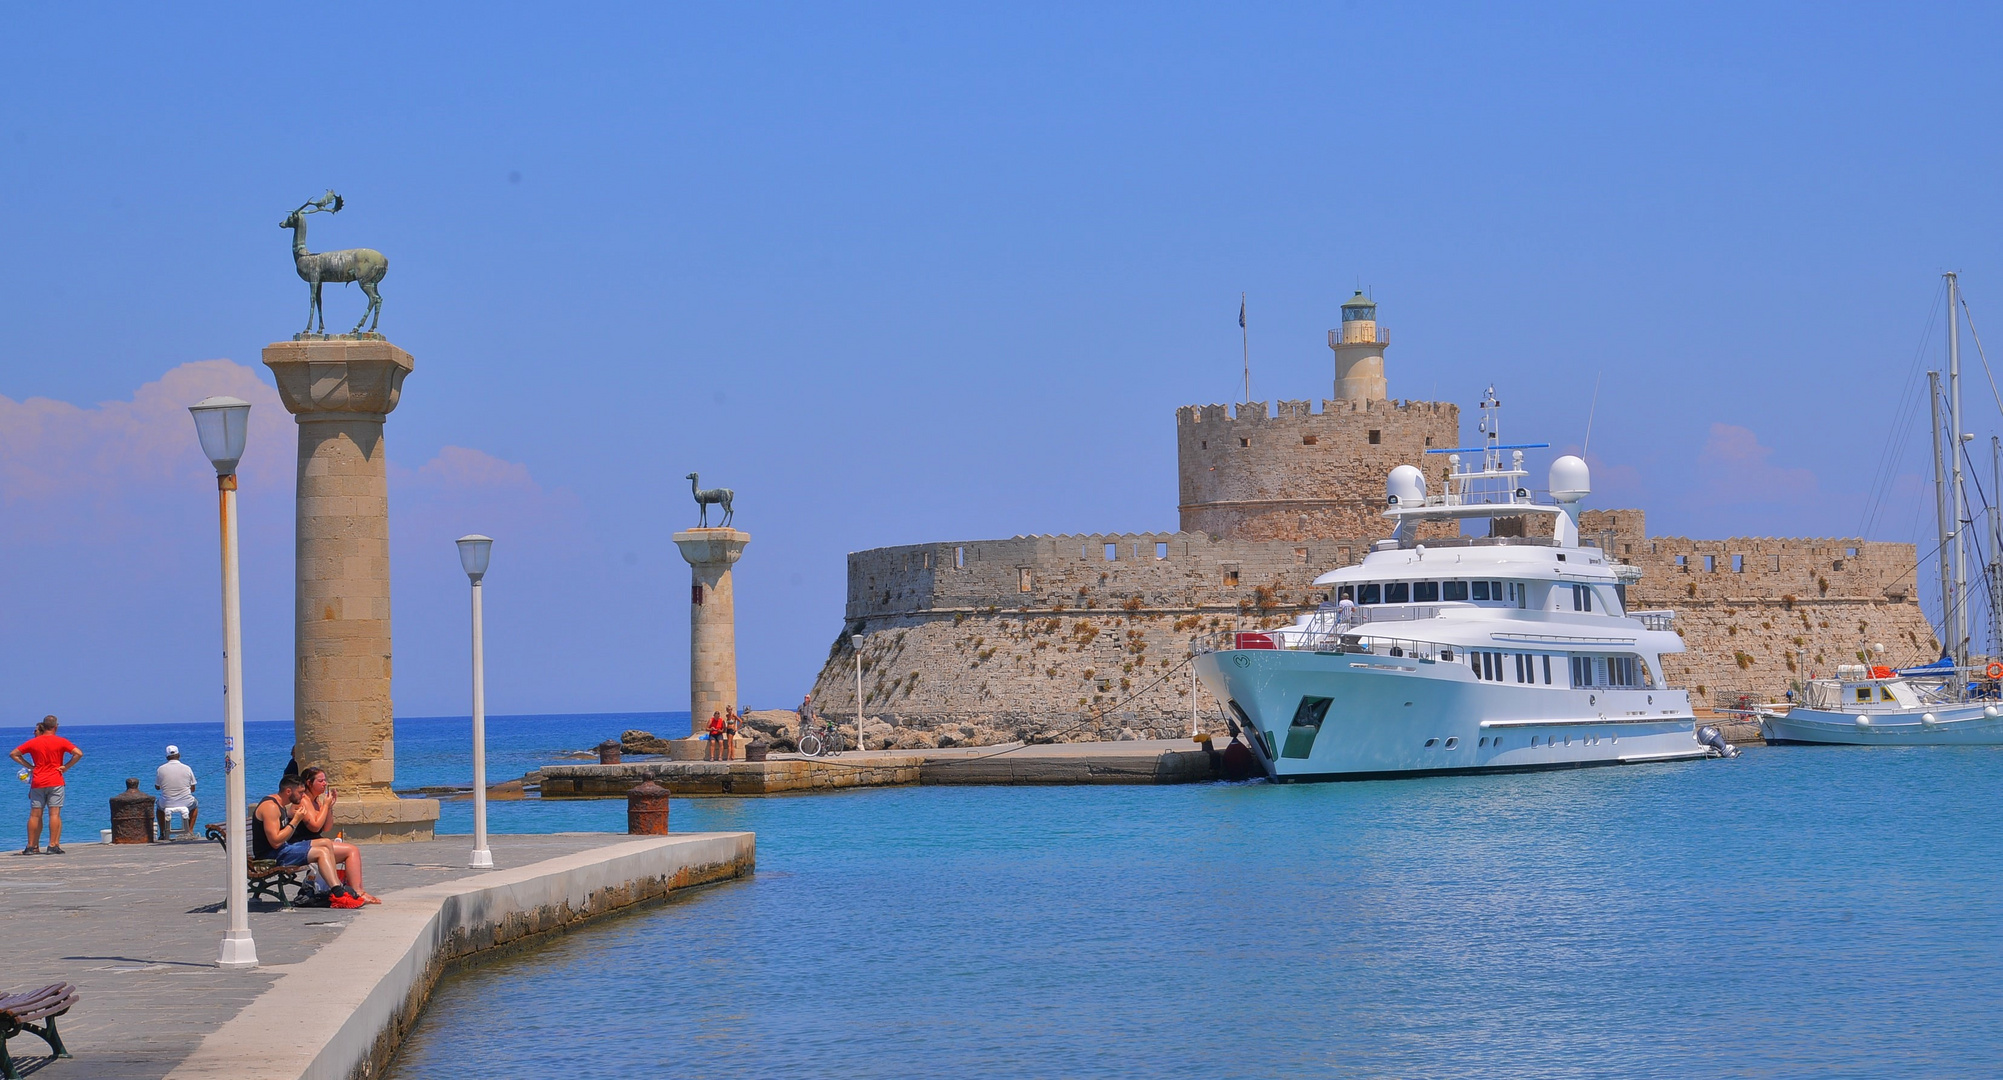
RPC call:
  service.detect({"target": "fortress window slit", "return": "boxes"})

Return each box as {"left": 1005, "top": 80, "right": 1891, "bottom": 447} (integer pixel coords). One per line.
{"left": 956, "top": 547, "right": 965, "bottom": 569}
{"left": 1156, "top": 542, "right": 1169, "bottom": 559}
{"left": 1368, "top": 429, "right": 1381, "bottom": 444}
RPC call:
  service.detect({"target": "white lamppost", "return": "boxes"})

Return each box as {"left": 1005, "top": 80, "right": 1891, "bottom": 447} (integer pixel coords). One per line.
{"left": 456, "top": 535, "right": 494, "bottom": 870}
{"left": 190, "top": 395, "right": 256, "bottom": 970}
{"left": 851, "top": 634, "right": 864, "bottom": 756}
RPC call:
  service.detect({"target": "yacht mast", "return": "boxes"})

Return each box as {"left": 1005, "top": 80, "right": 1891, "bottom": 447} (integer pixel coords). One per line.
{"left": 1948, "top": 271, "right": 1968, "bottom": 670}
{"left": 1930, "top": 369, "right": 1953, "bottom": 659}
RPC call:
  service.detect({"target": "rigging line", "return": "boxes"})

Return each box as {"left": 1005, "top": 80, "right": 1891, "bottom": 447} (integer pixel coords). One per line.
{"left": 1960, "top": 293, "right": 2003, "bottom": 419}
{"left": 1859, "top": 288, "right": 1944, "bottom": 536}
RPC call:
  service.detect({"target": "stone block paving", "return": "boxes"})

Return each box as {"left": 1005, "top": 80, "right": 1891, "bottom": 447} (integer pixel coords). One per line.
{"left": 0, "top": 832, "right": 634, "bottom": 1080}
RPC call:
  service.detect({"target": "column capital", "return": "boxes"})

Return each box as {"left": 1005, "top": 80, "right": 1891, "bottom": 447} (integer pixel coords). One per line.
{"left": 674, "top": 528, "right": 750, "bottom": 566}
{"left": 262, "top": 338, "right": 415, "bottom": 418}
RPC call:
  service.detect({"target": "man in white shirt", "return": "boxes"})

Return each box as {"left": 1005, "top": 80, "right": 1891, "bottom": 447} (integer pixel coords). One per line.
{"left": 154, "top": 746, "right": 198, "bottom": 839}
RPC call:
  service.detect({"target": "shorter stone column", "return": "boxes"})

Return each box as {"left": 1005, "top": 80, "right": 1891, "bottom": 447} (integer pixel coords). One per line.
{"left": 673, "top": 528, "right": 750, "bottom": 737}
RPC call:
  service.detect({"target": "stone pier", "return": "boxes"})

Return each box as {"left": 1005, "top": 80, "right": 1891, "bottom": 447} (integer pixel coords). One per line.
{"left": 673, "top": 527, "right": 749, "bottom": 738}
{"left": 264, "top": 337, "right": 439, "bottom": 842}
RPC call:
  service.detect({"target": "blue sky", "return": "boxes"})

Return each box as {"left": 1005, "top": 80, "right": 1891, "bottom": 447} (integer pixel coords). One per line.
{"left": 5, "top": 3, "right": 2002, "bottom": 724}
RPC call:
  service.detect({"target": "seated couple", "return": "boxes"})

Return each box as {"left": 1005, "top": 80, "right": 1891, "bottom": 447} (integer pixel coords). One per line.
{"left": 253, "top": 767, "right": 379, "bottom": 907}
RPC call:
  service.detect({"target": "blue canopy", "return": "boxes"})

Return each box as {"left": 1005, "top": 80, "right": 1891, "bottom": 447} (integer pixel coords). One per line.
{"left": 1897, "top": 656, "right": 1957, "bottom": 676}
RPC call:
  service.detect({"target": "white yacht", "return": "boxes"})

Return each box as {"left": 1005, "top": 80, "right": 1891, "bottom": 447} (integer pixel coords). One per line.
{"left": 1193, "top": 394, "right": 1707, "bottom": 781}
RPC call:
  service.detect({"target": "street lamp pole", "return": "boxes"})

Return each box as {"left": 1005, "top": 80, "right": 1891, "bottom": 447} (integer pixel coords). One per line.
{"left": 851, "top": 634, "right": 864, "bottom": 755}
{"left": 457, "top": 535, "right": 494, "bottom": 870}
{"left": 190, "top": 396, "right": 256, "bottom": 970}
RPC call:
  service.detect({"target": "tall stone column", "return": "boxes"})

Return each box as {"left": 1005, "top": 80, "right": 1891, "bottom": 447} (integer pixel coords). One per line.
{"left": 673, "top": 528, "right": 750, "bottom": 737}
{"left": 263, "top": 338, "right": 439, "bottom": 842}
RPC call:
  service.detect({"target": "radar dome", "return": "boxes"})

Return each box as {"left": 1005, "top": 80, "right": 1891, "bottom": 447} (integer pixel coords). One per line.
{"left": 1386, "top": 464, "right": 1426, "bottom": 506}
{"left": 1548, "top": 455, "right": 1591, "bottom": 502}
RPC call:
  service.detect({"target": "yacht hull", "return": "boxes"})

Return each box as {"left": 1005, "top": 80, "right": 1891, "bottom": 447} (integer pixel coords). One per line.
{"left": 1760, "top": 705, "right": 2003, "bottom": 745}
{"left": 1195, "top": 648, "right": 1705, "bottom": 781}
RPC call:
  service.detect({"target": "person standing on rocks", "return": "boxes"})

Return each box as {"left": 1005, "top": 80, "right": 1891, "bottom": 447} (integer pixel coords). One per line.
{"left": 11, "top": 716, "right": 81, "bottom": 855}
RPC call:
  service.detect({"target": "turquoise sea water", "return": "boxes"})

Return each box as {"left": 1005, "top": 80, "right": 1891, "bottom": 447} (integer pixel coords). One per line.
{"left": 378, "top": 742, "right": 2003, "bottom": 1079}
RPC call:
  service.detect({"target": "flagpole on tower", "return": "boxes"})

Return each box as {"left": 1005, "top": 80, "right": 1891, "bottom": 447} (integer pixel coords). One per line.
{"left": 1239, "top": 293, "right": 1249, "bottom": 404}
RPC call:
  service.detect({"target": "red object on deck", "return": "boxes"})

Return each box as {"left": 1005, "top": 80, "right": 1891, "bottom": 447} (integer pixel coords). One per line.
{"left": 1234, "top": 632, "right": 1276, "bottom": 650}
{"left": 1869, "top": 665, "right": 1894, "bottom": 679}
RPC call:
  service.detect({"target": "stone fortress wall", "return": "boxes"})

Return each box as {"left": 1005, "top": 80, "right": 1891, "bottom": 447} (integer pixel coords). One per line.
{"left": 804, "top": 297, "right": 1938, "bottom": 748}
{"left": 1177, "top": 398, "right": 1459, "bottom": 541}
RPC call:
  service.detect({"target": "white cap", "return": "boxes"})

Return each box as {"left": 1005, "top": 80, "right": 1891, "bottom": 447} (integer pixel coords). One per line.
{"left": 165, "top": 745, "right": 180, "bottom": 756}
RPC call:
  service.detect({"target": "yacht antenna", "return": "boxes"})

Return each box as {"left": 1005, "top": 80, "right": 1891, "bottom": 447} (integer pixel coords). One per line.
{"left": 1949, "top": 272, "right": 1969, "bottom": 672}
{"left": 1582, "top": 371, "right": 1602, "bottom": 456}
{"left": 1930, "top": 369, "right": 1953, "bottom": 660}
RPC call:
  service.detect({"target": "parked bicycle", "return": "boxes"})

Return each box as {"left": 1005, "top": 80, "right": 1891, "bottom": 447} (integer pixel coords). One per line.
{"left": 797, "top": 717, "right": 846, "bottom": 757}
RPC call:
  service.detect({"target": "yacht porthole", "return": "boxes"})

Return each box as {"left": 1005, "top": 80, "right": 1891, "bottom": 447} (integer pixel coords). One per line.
{"left": 1478, "top": 737, "right": 1488, "bottom": 747}
{"left": 1589, "top": 694, "right": 1596, "bottom": 706}
{"left": 1530, "top": 735, "right": 1539, "bottom": 746}
{"left": 1424, "top": 738, "right": 1438, "bottom": 747}
{"left": 1444, "top": 737, "right": 1459, "bottom": 749}
{"left": 1563, "top": 735, "right": 1571, "bottom": 746}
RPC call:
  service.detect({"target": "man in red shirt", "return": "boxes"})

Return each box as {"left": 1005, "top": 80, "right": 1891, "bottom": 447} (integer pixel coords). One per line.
{"left": 10, "top": 715, "right": 82, "bottom": 855}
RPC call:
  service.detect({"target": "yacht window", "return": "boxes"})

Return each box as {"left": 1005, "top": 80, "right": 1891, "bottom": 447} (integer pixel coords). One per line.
{"left": 1443, "top": 580, "right": 1469, "bottom": 601}
{"left": 1491, "top": 581, "right": 1503, "bottom": 599}
{"left": 1359, "top": 583, "right": 1381, "bottom": 604}
{"left": 1515, "top": 654, "right": 1529, "bottom": 683}
{"left": 1572, "top": 584, "right": 1593, "bottom": 612}
{"left": 1880, "top": 688, "right": 1896, "bottom": 702}
{"left": 1613, "top": 583, "right": 1628, "bottom": 610}
{"left": 1608, "top": 656, "right": 1641, "bottom": 687}
{"left": 1471, "top": 581, "right": 1490, "bottom": 601}
{"left": 1542, "top": 655, "right": 1552, "bottom": 684}
{"left": 1336, "top": 585, "right": 1354, "bottom": 602}
{"left": 1413, "top": 581, "right": 1440, "bottom": 602}
{"left": 1571, "top": 655, "right": 1593, "bottom": 687}
{"left": 1517, "top": 584, "right": 1527, "bottom": 609}
{"left": 1385, "top": 582, "right": 1411, "bottom": 603}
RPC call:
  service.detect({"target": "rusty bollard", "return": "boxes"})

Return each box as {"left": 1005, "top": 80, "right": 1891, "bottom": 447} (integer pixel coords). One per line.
{"left": 627, "top": 779, "right": 670, "bottom": 835}
{"left": 745, "top": 739, "right": 770, "bottom": 762}
{"left": 110, "top": 778, "right": 156, "bottom": 843}
{"left": 598, "top": 739, "right": 623, "bottom": 765}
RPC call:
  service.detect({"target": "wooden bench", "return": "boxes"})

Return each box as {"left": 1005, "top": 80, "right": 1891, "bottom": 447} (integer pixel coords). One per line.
{"left": 204, "top": 822, "right": 313, "bottom": 906}
{"left": 0, "top": 982, "right": 75, "bottom": 1079}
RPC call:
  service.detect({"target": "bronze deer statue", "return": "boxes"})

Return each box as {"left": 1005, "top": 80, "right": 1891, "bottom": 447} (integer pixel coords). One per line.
{"left": 688, "top": 473, "right": 734, "bottom": 527}
{"left": 281, "top": 191, "right": 388, "bottom": 336}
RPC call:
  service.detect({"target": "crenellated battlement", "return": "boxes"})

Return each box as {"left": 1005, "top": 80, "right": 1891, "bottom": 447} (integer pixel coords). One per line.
{"left": 1176, "top": 397, "right": 1460, "bottom": 542}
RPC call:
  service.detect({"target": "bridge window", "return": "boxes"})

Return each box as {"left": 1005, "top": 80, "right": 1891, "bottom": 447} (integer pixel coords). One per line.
{"left": 1442, "top": 580, "right": 1468, "bottom": 601}
{"left": 1385, "top": 582, "right": 1411, "bottom": 603}
{"left": 1471, "top": 581, "right": 1489, "bottom": 601}
{"left": 1413, "top": 581, "right": 1440, "bottom": 602}
{"left": 1358, "top": 583, "right": 1381, "bottom": 604}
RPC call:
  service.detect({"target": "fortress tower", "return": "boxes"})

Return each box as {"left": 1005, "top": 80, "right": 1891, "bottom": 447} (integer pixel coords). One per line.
{"left": 1330, "top": 291, "right": 1387, "bottom": 402}
{"left": 1177, "top": 292, "right": 1459, "bottom": 542}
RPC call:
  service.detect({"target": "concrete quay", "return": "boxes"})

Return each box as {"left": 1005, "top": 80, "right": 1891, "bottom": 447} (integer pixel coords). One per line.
{"left": 0, "top": 831, "right": 751, "bottom": 1080}
{"left": 538, "top": 737, "right": 1219, "bottom": 797}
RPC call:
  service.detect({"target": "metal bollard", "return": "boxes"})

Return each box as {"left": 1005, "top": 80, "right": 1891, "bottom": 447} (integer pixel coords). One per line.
{"left": 626, "top": 779, "right": 670, "bottom": 835}
{"left": 744, "top": 739, "right": 770, "bottom": 762}
{"left": 109, "top": 779, "right": 156, "bottom": 844}
{"left": 598, "top": 740, "right": 623, "bottom": 765}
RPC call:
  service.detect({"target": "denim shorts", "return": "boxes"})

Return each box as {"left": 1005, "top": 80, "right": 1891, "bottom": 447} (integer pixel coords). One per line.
{"left": 27, "top": 786, "right": 63, "bottom": 809}
{"left": 273, "top": 839, "right": 314, "bottom": 865}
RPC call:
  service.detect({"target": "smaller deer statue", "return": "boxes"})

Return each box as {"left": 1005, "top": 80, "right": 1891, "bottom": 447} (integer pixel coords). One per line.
{"left": 281, "top": 191, "right": 389, "bottom": 337}
{"left": 687, "top": 473, "right": 735, "bottom": 527}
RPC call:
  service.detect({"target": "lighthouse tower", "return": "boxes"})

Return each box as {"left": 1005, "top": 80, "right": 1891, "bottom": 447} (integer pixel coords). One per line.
{"left": 1329, "top": 290, "right": 1388, "bottom": 402}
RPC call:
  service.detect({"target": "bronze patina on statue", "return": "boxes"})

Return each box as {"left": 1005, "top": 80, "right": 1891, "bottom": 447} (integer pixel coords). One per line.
{"left": 688, "top": 473, "right": 735, "bottom": 527}
{"left": 282, "top": 191, "right": 388, "bottom": 339}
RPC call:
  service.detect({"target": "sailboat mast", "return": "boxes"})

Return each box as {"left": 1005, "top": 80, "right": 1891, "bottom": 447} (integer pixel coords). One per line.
{"left": 1948, "top": 271, "right": 1968, "bottom": 670}
{"left": 1930, "top": 369, "right": 1953, "bottom": 660}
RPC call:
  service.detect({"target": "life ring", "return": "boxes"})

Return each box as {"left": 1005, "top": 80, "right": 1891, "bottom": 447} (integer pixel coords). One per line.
{"left": 1985, "top": 662, "right": 2003, "bottom": 680}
